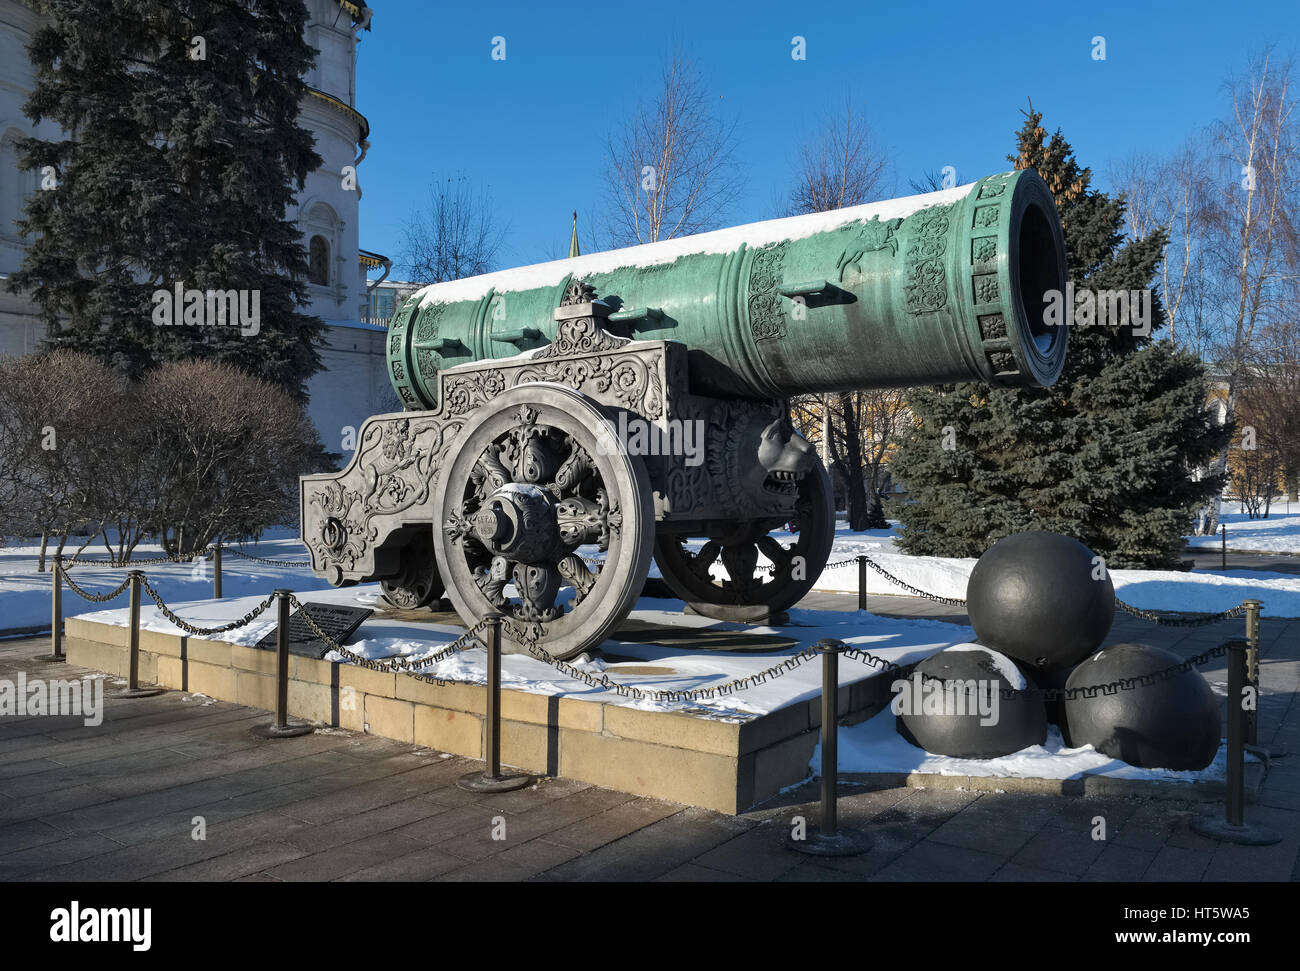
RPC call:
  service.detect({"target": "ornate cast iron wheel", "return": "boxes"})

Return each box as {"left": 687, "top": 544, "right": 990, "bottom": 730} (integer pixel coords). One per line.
{"left": 653, "top": 462, "right": 834, "bottom": 617}
{"left": 379, "top": 530, "right": 444, "bottom": 610}
{"left": 433, "top": 384, "right": 655, "bottom": 661}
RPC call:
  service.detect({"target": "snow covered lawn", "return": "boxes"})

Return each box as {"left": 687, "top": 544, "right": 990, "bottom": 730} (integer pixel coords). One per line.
{"left": 0, "top": 530, "right": 336, "bottom": 631}
{"left": 1186, "top": 501, "right": 1300, "bottom": 554}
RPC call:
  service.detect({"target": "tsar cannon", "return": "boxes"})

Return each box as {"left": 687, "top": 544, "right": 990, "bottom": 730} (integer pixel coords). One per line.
{"left": 300, "top": 170, "right": 1069, "bottom": 660}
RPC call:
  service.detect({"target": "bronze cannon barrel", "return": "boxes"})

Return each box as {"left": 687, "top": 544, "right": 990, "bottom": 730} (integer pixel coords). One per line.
{"left": 385, "top": 169, "right": 1067, "bottom": 405}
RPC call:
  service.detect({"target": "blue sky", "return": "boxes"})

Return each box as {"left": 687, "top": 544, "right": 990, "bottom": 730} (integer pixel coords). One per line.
{"left": 353, "top": 0, "right": 1300, "bottom": 276}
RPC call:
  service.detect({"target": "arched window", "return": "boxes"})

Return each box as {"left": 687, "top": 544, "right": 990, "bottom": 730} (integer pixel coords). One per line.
{"left": 308, "top": 234, "right": 330, "bottom": 285}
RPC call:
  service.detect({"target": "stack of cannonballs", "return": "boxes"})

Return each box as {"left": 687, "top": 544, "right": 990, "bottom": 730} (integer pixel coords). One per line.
{"left": 894, "top": 531, "right": 1221, "bottom": 771}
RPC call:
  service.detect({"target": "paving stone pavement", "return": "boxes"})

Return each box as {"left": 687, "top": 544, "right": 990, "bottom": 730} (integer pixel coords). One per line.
{"left": 1, "top": 589, "right": 1296, "bottom": 882}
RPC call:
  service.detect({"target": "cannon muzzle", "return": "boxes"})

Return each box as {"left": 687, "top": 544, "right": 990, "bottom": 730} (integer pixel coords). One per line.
{"left": 386, "top": 169, "right": 1067, "bottom": 404}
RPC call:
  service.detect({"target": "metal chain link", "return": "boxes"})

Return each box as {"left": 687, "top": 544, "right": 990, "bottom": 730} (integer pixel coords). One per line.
{"left": 140, "top": 578, "right": 278, "bottom": 636}
{"left": 59, "top": 568, "right": 133, "bottom": 603}
{"left": 287, "top": 594, "right": 490, "bottom": 685}
{"left": 1114, "top": 598, "right": 1248, "bottom": 627}
{"left": 839, "top": 640, "right": 1238, "bottom": 702}
{"left": 225, "top": 547, "right": 312, "bottom": 568}
{"left": 525, "top": 643, "right": 822, "bottom": 704}
{"left": 521, "top": 632, "right": 1242, "bottom": 706}
{"left": 62, "top": 546, "right": 214, "bottom": 570}
{"left": 854, "top": 554, "right": 971, "bottom": 607}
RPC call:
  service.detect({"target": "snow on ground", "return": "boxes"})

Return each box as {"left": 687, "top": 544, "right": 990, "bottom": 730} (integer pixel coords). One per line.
{"left": 23, "top": 516, "right": 1273, "bottom": 785}
{"left": 735, "top": 521, "right": 1299, "bottom": 617}
{"left": 1186, "top": 500, "right": 1300, "bottom": 554}
{"left": 72, "top": 583, "right": 966, "bottom": 721}
{"left": 0, "top": 529, "right": 337, "bottom": 631}
{"left": 824, "top": 709, "right": 1252, "bottom": 784}
{"left": 71, "top": 581, "right": 1246, "bottom": 785}
{"left": 4, "top": 513, "right": 1297, "bottom": 634}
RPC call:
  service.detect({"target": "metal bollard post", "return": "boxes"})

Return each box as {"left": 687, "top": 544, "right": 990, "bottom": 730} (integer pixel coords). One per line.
{"left": 857, "top": 555, "right": 868, "bottom": 611}
{"left": 1221, "top": 523, "right": 1227, "bottom": 571}
{"left": 1243, "top": 599, "right": 1262, "bottom": 747}
{"left": 1192, "top": 640, "right": 1279, "bottom": 844}
{"left": 459, "top": 614, "right": 534, "bottom": 793}
{"left": 252, "top": 590, "right": 314, "bottom": 738}
{"left": 118, "top": 571, "right": 164, "bottom": 698}
{"left": 213, "top": 541, "right": 222, "bottom": 600}
{"left": 788, "top": 639, "right": 870, "bottom": 856}
{"left": 37, "top": 555, "right": 67, "bottom": 662}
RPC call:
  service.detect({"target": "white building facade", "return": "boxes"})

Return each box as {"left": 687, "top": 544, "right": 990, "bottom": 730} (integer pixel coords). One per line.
{"left": 0, "top": 0, "right": 391, "bottom": 459}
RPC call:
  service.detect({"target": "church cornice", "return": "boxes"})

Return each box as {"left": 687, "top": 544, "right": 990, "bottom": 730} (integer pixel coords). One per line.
{"left": 306, "top": 86, "right": 368, "bottom": 142}
{"left": 337, "top": 2, "right": 373, "bottom": 28}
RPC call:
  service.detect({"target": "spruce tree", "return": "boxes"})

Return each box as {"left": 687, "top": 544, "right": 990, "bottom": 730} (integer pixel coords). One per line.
{"left": 8, "top": 0, "right": 324, "bottom": 399}
{"left": 890, "top": 105, "right": 1229, "bottom": 569}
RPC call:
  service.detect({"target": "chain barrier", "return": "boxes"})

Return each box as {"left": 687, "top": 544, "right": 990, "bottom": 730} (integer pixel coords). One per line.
{"left": 60, "top": 544, "right": 309, "bottom": 570}
{"left": 762, "top": 550, "right": 1256, "bottom": 627}
{"left": 225, "top": 547, "right": 312, "bottom": 568}
{"left": 52, "top": 539, "right": 1256, "bottom": 707}
{"left": 838, "top": 640, "right": 1237, "bottom": 702}
{"left": 852, "top": 554, "right": 970, "bottom": 607}
{"left": 61, "top": 547, "right": 214, "bottom": 570}
{"left": 525, "top": 644, "right": 822, "bottom": 704}
{"left": 59, "top": 568, "right": 133, "bottom": 603}
{"left": 287, "top": 594, "right": 491, "bottom": 686}
{"left": 1113, "top": 599, "right": 1249, "bottom": 627}
{"left": 140, "top": 578, "right": 278, "bottom": 637}
{"left": 518, "top": 633, "right": 1240, "bottom": 706}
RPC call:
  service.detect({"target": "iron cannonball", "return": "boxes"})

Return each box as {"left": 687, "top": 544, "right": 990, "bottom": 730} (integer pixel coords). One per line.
{"left": 966, "top": 531, "right": 1114, "bottom": 672}
{"left": 1063, "top": 643, "right": 1221, "bottom": 771}
{"left": 894, "top": 644, "right": 1047, "bottom": 759}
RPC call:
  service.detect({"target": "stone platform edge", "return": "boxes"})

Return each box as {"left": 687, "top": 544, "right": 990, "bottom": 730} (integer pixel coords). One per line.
{"left": 841, "top": 762, "right": 1265, "bottom": 802}
{"left": 63, "top": 616, "right": 895, "bottom": 814}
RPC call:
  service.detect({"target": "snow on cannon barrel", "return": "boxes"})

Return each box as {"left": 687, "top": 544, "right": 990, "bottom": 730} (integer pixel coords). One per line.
{"left": 300, "top": 171, "right": 1070, "bottom": 661}
{"left": 385, "top": 169, "right": 1068, "bottom": 405}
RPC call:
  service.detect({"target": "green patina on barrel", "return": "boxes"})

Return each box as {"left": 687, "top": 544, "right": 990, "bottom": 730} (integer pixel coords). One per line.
{"left": 386, "top": 170, "right": 1067, "bottom": 408}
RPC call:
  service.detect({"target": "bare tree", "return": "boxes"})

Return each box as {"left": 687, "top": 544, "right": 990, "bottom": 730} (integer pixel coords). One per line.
{"left": 600, "top": 47, "right": 744, "bottom": 246}
{"left": 907, "top": 170, "right": 946, "bottom": 194}
{"left": 1197, "top": 49, "right": 1300, "bottom": 533}
{"left": 399, "top": 174, "right": 506, "bottom": 285}
{"left": 141, "top": 361, "right": 328, "bottom": 555}
{"left": 785, "top": 97, "right": 891, "bottom": 215}
{"left": 792, "top": 389, "right": 910, "bottom": 530}
{"left": 781, "top": 97, "right": 899, "bottom": 529}
{"left": 0, "top": 352, "right": 124, "bottom": 568}
{"left": 1110, "top": 141, "right": 1213, "bottom": 352}
{"left": 1244, "top": 312, "right": 1300, "bottom": 504}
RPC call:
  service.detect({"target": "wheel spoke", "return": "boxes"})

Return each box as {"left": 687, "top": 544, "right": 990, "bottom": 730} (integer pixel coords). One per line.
{"left": 474, "top": 554, "right": 511, "bottom": 607}
{"left": 557, "top": 554, "right": 598, "bottom": 606}
{"left": 513, "top": 560, "right": 562, "bottom": 622}
{"left": 554, "top": 441, "right": 597, "bottom": 497}
{"left": 721, "top": 543, "right": 761, "bottom": 589}
{"left": 756, "top": 535, "right": 793, "bottom": 577}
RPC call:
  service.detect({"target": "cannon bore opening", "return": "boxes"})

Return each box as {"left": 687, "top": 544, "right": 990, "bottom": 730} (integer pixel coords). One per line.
{"left": 1016, "top": 201, "right": 1066, "bottom": 358}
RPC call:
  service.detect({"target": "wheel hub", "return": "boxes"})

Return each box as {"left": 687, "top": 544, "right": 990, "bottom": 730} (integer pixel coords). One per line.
{"left": 472, "top": 483, "right": 559, "bottom": 562}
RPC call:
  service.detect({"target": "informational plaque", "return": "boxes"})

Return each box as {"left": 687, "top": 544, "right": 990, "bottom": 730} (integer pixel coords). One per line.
{"left": 256, "top": 602, "right": 373, "bottom": 660}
